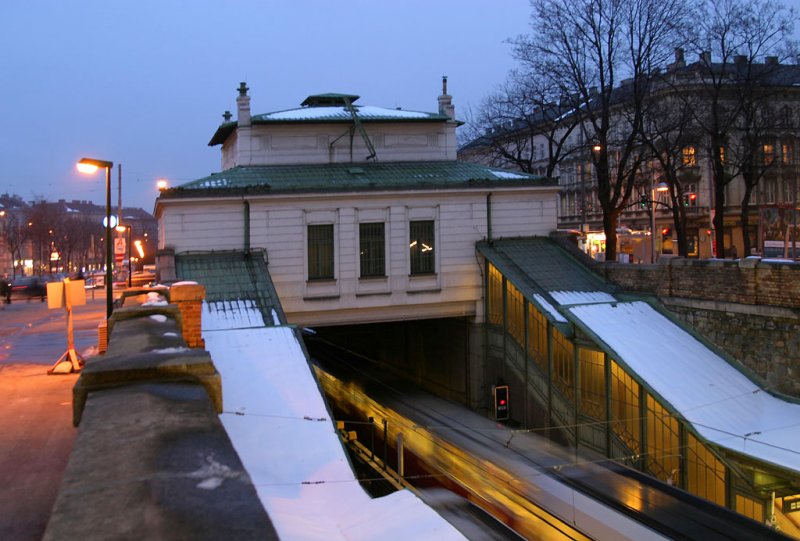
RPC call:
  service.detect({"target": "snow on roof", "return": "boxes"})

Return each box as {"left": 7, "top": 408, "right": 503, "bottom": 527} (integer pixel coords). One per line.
{"left": 257, "top": 105, "right": 440, "bottom": 122}
{"left": 533, "top": 293, "right": 568, "bottom": 323}
{"left": 568, "top": 300, "right": 800, "bottom": 473}
{"left": 550, "top": 290, "right": 616, "bottom": 306}
{"left": 490, "top": 169, "right": 528, "bottom": 180}
{"left": 201, "top": 301, "right": 467, "bottom": 541}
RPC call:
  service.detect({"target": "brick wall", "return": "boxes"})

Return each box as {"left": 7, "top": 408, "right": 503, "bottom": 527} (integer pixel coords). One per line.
{"left": 600, "top": 257, "right": 800, "bottom": 398}
{"left": 170, "top": 283, "right": 206, "bottom": 348}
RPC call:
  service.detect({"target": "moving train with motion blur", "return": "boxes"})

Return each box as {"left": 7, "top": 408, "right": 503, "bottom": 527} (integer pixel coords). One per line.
{"left": 306, "top": 334, "right": 791, "bottom": 541}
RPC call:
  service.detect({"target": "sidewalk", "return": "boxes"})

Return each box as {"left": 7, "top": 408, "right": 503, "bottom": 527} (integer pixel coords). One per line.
{"left": 0, "top": 295, "right": 105, "bottom": 541}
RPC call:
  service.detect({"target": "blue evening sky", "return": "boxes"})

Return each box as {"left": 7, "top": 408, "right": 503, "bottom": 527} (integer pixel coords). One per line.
{"left": 1, "top": 1, "right": 798, "bottom": 213}
{"left": 0, "top": 0, "right": 531, "bottom": 212}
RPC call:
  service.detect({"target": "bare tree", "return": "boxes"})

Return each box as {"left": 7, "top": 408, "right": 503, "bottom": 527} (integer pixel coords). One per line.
{"left": 1, "top": 211, "right": 26, "bottom": 278}
{"left": 641, "top": 78, "right": 704, "bottom": 256}
{"left": 681, "top": 0, "right": 797, "bottom": 257}
{"left": 514, "top": 0, "right": 690, "bottom": 260}
{"left": 461, "top": 68, "right": 581, "bottom": 178}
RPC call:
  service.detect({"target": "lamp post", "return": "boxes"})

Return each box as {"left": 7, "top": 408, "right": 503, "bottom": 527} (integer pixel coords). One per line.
{"left": 77, "top": 157, "right": 114, "bottom": 319}
{"left": 650, "top": 181, "right": 670, "bottom": 263}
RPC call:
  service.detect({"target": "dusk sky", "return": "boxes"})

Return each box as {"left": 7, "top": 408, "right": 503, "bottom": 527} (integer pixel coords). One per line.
{"left": 2, "top": 1, "right": 798, "bottom": 214}
{"left": 0, "top": 1, "right": 531, "bottom": 213}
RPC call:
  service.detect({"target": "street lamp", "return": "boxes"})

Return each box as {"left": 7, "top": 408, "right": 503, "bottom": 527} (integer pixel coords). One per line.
{"left": 650, "top": 181, "right": 670, "bottom": 263}
{"left": 77, "top": 157, "right": 114, "bottom": 319}
{"left": 157, "top": 179, "right": 168, "bottom": 191}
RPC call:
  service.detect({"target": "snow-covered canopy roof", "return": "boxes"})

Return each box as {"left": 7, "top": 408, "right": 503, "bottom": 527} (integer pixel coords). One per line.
{"left": 569, "top": 299, "right": 800, "bottom": 474}
{"left": 478, "top": 238, "right": 800, "bottom": 475}
{"left": 201, "top": 300, "right": 466, "bottom": 540}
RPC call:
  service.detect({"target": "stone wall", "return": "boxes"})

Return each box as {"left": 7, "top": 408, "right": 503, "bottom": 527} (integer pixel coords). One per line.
{"left": 45, "top": 287, "right": 279, "bottom": 541}
{"left": 600, "top": 257, "right": 800, "bottom": 398}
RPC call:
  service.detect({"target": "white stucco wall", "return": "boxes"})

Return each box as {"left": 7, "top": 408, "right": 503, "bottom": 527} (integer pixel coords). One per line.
{"left": 157, "top": 186, "right": 558, "bottom": 326}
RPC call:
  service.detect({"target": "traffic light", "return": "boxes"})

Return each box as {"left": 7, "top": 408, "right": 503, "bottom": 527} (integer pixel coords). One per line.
{"left": 494, "top": 385, "right": 509, "bottom": 421}
{"left": 661, "top": 227, "right": 671, "bottom": 241}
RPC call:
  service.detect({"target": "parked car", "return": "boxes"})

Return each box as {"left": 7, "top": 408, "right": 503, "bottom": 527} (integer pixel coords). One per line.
{"left": 11, "top": 276, "right": 47, "bottom": 302}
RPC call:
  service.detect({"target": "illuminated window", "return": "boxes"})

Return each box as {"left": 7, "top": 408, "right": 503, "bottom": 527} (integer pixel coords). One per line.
{"left": 682, "top": 146, "right": 697, "bottom": 166}
{"left": 719, "top": 146, "right": 726, "bottom": 164}
{"left": 686, "top": 432, "right": 726, "bottom": 506}
{"left": 506, "top": 283, "right": 524, "bottom": 345}
{"left": 409, "top": 220, "right": 435, "bottom": 275}
{"left": 763, "top": 143, "right": 775, "bottom": 165}
{"left": 487, "top": 264, "right": 503, "bottom": 326}
{"left": 552, "top": 328, "right": 575, "bottom": 402}
{"left": 527, "top": 303, "right": 548, "bottom": 371}
{"left": 646, "top": 394, "right": 681, "bottom": 484}
{"left": 736, "top": 494, "right": 764, "bottom": 522}
{"left": 782, "top": 143, "right": 794, "bottom": 165}
{"left": 610, "top": 360, "right": 640, "bottom": 454}
{"left": 359, "top": 222, "right": 385, "bottom": 277}
{"left": 579, "top": 349, "right": 606, "bottom": 420}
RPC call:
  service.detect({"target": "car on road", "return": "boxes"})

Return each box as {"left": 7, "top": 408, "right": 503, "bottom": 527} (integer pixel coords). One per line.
{"left": 11, "top": 276, "right": 47, "bottom": 302}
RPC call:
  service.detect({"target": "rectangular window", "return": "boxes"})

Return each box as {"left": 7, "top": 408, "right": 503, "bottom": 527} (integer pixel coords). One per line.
{"left": 682, "top": 146, "right": 697, "bottom": 167}
{"left": 610, "top": 360, "right": 640, "bottom": 454}
{"left": 782, "top": 143, "right": 794, "bottom": 165}
{"left": 359, "top": 222, "right": 385, "bottom": 277}
{"left": 763, "top": 143, "right": 775, "bottom": 165}
{"left": 686, "top": 432, "right": 726, "bottom": 506}
{"left": 409, "top": 220, "right": 435, "bottom": 275}
{"left": 646, "top": 394, "right": 681, "bottom": 484}
{"left": 527, "top": 302, "right": 548, "bottom": 371}
{"left": 579, "top": 349, "right": 606, "bottom": 420}
{"left": 552, "top": 328, "right": 575, "bottom": 402}
{"left": 487, "top": 263, "right": 503, "bottom": 325}
{"left": 307, "top": 224, "right": 334, "bottom": 280}
{"left": 506, "top": 282, "right": 524, "bottom": 345}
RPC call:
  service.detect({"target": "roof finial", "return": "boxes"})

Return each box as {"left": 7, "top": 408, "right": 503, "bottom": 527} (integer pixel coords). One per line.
{"left": 238, "top": 82, "right": 249, "bottom": 96}
{"left": 223, "top": 110, "right": 232, "bottom": 122}
{"left": 442, "top": 75, "right": 448, "bottom": 95}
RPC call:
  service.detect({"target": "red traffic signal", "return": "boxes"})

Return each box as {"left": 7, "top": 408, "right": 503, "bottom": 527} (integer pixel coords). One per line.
{"left": 494, "top": 385, "right": 509, "bottom": 421}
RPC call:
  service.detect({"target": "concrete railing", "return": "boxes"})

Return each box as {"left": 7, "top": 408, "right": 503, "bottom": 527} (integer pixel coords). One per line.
{"left": 44, "top": 285, "right": 279, "bottom": 541}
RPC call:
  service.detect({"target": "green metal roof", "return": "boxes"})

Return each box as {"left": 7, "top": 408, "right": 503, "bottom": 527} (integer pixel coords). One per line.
{"left": 160, "top": 161, "right": 557, "bottom": 199}
{"left": 175, "top": 249, "right": 284, "bottom": 325}
{"left": 477, "top": 237, "right": 615, "bottom": 326}
{"left": 478, "top": 237, "right": 612, "bottom": 295}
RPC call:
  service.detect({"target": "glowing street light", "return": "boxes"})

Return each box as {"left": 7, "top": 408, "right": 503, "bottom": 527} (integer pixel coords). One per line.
{"left": 77, "top": 157, "right": 114, "bottom": 319}
{"left": 157, "top": 179, "right": 168, "bottom": 191}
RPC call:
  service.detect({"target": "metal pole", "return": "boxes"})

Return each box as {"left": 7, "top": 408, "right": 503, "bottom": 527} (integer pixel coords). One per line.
{"left": 127, "top": 226, "right": 132, "bottom": 288}
{"left": 105, "top": 165, "right": 113, "bottom": 319}
{"left": 650, "top": 185, "right": 657, "bottom": 264}
{"left": 118, "top": 163, "right": 122, "bottom": 226}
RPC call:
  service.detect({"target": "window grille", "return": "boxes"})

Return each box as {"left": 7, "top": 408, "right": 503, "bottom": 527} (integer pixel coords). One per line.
{"left": 359, "top": 222, "right": 385, "bottom": 277}
{"left": 307, "top": 224, "right": 334, "bottom": 280}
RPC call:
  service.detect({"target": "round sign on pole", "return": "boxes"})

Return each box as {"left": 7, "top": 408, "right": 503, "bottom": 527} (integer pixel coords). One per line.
{"left": 103, "top": 215, "right": 119, "bottom": 228}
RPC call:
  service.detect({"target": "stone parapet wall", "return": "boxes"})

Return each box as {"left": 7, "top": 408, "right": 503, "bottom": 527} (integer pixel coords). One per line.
{"left": 45, "top": 286, "right": 279, "bottom": 541}
{"left": 602, "top": 257, "right": 800, "bottom": 308}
